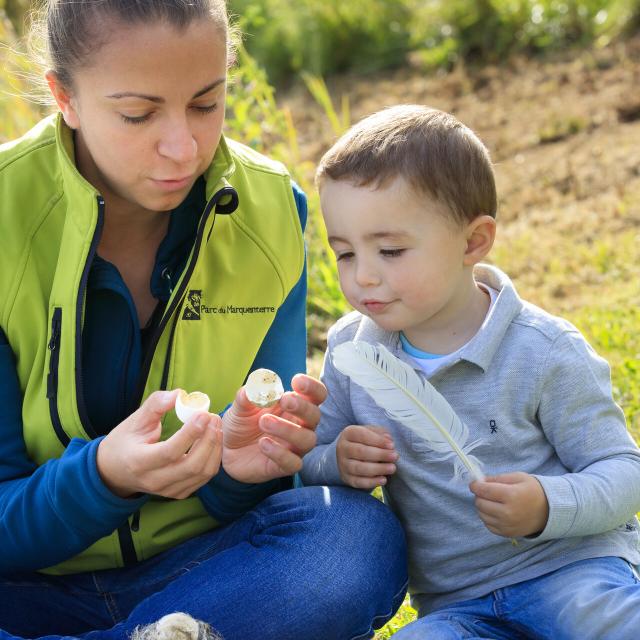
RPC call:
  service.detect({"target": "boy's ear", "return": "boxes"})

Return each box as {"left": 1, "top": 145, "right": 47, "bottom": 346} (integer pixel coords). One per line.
{"left": 45, "top": 70, "right": 81, "bottom": 130}
{"left": 463, "top": 215, "right": 496, "bottom": 266}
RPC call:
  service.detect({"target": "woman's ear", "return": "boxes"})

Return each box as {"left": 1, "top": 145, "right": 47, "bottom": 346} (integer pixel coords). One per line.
{"left": 45, "top": 70, "right": 81, "bottom": 129}
{"left": 463, "top": 215, "right": 496, "bottom": 266}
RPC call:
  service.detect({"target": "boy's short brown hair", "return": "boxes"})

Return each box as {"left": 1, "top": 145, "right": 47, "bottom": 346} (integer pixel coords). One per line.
{"left": 316, "top": 104, "right": 497, "bottom": 225}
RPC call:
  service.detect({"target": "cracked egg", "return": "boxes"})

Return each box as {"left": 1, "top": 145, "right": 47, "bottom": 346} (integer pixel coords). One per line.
{"left": 245, "top": 368, "right": 284, "bottom": 408}
{"left": 175, "top": 390, "right": 210, "bottom": 423}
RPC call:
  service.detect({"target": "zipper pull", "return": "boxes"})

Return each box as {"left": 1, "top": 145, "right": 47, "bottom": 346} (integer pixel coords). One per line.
{"left": 48, "top": 315, "right": 61, "bottom": 351}
{"left": 131, "top": 510, "right": 141, "bottom": 532}
{"left": 161, "top": 267, "right": 173, "bottom": 296}
{"left": 47, "top": 309, "right": 62, "bottom": 400}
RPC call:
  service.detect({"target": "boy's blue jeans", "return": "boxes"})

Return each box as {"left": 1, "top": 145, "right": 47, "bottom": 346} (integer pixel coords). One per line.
{"left": 0, "top": 486, "right": 408, "bottom": 640}
{"left": 393, "top": 556, "right": 640, "bottom": 640}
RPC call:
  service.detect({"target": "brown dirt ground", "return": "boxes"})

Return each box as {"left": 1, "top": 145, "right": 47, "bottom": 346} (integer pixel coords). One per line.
{"left": 280, "top": 34, "right": 640, "bottom": 324}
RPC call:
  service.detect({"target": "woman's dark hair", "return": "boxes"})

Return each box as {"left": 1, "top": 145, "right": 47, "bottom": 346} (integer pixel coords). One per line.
{"left": 30, "top": 0, "right": 237, "bottom": 91}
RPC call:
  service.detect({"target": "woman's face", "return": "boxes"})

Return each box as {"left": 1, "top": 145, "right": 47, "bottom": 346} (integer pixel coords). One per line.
{"left": 58, "top": 18, "right": 228, "bottom": 214}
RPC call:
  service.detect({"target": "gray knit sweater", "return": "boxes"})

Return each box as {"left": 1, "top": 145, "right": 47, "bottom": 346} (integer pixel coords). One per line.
{"left": 301, "top": 264, "right": 640, "bottom": 615}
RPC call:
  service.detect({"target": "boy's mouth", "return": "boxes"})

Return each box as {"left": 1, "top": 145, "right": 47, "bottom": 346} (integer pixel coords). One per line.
{"left": 362, "top": 299, "right": 391, "bottom": 313}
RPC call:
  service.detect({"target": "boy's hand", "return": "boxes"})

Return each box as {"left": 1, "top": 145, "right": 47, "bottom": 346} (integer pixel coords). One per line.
{"left": 336, "top": 425, "right": 398, "bottom": 489}
{"left": 470, "top": 472, "right": 549, "bottom": 538}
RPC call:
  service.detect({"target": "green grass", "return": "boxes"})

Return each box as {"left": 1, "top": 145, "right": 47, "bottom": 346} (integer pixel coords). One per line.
{"left": 5, "top": 1, "right": 640, "bottom": 83}
{"left": 228, "top": 0, "right": 640, "bottom": 82}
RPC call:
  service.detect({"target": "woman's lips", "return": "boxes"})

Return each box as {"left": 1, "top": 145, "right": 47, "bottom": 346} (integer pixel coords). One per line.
{"left": 151, "top": 175, "right": 193, "bottom": 192}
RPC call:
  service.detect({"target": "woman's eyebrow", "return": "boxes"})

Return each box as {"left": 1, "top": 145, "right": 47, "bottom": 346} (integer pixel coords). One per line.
{"left": 106, "top": 77, "right": 226, "bottom": 103}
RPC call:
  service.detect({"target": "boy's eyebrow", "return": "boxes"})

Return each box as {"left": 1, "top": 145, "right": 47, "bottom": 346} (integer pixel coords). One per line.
{"left": 106, "top": 78, "right": 226, "bottom": 103}
{"left": 329, "top": 231, "right": 410, "bottom": 244}
{"left": 365, "top": 231, "right": 410, "bottom": 241}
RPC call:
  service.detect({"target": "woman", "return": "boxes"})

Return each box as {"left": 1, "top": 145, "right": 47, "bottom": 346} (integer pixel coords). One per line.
{"left": 0, "top": 2, "right": 407, "bottom": 639}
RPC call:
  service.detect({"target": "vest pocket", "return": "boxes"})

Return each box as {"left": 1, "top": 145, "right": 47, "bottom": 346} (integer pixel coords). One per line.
{"left": 46, "top": 307, "right": 69, "bottom": 446}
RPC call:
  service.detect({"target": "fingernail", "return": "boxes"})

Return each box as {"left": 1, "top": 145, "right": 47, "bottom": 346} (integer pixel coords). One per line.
{"left": 259, "top": 437, "right": 275, "bottom": 453}
{"left": 261, "top": 417, "right": 276, "bottom": 433}
{"left": 195, "top": 414, "right": 209, "bottom": 429}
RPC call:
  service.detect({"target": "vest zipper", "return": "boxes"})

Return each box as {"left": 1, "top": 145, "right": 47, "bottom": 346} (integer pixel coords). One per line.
{"left": 47, "top": 307, "right": 69, "bottom": 446}
{"left": 73, "top": 196, "right": 105, "bottom": 440}
{"left": 134, "top": 186, "right": 238, "bottom": 402}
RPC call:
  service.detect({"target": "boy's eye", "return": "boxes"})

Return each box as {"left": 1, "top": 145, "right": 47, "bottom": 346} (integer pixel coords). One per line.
{"left": 380, "top": 248, "right": 405, "bottom": 258}
{"left": 335, "top": 251, "right": 354, "bottom": 261}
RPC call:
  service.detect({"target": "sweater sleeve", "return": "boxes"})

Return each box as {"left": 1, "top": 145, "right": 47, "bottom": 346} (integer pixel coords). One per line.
{"left": 196, "top": 182, "right": 307, "bottom": 521}
{"left": 299, "top": 325, "right": 357, "bottom": 487}
{"left": 0, "top": 331, "right": 147, "bottom": 573}
{"left": 532, "top": 328, "right": 640, "bottom": 541}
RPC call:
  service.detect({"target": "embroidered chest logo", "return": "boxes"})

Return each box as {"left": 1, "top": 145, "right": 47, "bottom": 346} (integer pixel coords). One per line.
{"left": 489, "top": 420, "right": 498, "bottom": 434}
{"left": 183, "top": 290, "right": 202, "bottom": 320}
{"left": 182, "top": 289, "right": 276, "bottom": 320}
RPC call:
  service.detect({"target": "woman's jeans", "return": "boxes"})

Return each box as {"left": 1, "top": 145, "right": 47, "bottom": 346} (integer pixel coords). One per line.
{"left": 393, "top": 556, "right": 640, "bottom": 640}
{"left": 0, "top": 486, "right": 408, "bottom": 640}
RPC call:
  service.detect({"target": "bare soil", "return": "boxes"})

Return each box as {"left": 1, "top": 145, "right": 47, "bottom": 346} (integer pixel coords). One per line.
{"left": 280, "top": 35, "right": 640, "bottom": 319}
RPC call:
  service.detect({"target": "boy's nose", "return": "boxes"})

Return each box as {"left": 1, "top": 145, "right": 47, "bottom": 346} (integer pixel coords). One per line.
{"left": 354, "top": 261, "right": 381, "bottom": 287}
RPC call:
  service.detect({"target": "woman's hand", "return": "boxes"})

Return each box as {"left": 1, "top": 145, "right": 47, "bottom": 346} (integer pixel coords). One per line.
{"left": 222, "top": 373, "right": 326, "bottom": 483}
{"left": 96, "top": 390, "right": 222, "bottom": 499}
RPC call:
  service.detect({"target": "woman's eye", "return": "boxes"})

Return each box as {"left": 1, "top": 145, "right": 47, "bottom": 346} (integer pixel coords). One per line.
{"left": 380, "top": 248, "right": 405, "bottom": 258}
{"left": 120, "top": 113, "right": 151, "bottom": 125}
{"left": 192, "top": 104, "right": 218, "bottom": 115}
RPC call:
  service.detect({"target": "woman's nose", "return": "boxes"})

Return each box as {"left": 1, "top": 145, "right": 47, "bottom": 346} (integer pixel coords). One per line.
{"left": 157, "top": 121, "right": 197, "bottom": 163}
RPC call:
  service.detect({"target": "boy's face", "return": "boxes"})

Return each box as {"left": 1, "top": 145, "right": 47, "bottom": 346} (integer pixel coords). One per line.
{"left": 321, "top": 177, "right": 478, "bottom": 343}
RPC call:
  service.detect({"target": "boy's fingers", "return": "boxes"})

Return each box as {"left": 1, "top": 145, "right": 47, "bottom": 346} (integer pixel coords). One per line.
{"left": 474, "top": 497, "right": 505, "bottom": 519}
{"left": 470, "top": 480, "right": 510, "bottom": 503}
{"left": 344, "top": 425, "right": 395, "bottom": 448}
{"left": 347, "top": 475, "right": 386, "bottom": 490}
{"left": 345, "top": 459, "right": 396, "bottom": 478}
{"left": 345, "top": 441, "right": 398, "bottom": 463}
{"left": 484, "top": 472, "right": 528, "bottom": 485}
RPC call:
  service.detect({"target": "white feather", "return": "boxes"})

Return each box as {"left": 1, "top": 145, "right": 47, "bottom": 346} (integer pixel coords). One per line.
{"left": 332, "top": 341, "right": 485, "bottom": 482}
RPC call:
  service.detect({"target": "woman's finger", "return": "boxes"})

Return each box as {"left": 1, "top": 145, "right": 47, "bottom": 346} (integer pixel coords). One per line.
{"left": 259, "top": 414, "right": 317, "bottom": 456}
{"left": 257, "top": 436, "right": 304, "bottom": 476}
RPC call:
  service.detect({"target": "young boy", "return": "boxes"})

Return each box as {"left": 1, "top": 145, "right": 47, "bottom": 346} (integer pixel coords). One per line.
{"left": 300, "top": 105, "right": 640, "bottom": 639}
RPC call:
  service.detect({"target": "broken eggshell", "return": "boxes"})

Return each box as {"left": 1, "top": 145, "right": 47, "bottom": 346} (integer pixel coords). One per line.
{"left": 245, "top": 368, "right": 284, "bottom": 408}
{"left": 175, "top": 390, "right": 211, "bottom": 423}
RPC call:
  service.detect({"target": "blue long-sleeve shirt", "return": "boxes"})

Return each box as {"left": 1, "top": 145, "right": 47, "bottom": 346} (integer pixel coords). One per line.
{"left": 0, "top": 180, "right": 308, "bottom": 573}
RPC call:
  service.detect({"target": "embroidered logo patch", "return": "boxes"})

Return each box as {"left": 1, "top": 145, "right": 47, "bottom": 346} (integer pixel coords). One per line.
{"left": 182, "top": 289, "right": 276, "bottom": 320}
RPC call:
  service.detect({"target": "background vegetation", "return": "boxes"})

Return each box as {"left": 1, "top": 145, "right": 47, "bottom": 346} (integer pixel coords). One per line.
{"left": 1, "top": 0, "right": 639, "bottom": 636}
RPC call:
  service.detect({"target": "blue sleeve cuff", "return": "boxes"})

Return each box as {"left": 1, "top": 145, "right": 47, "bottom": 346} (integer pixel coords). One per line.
{"left": 197, "top": 466, "right": 291, "bottom": 523}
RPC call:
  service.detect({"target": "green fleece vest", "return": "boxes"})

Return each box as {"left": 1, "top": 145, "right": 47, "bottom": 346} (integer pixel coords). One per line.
{"left": 0, "top": 115, "right": 304, "bottom": 574}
